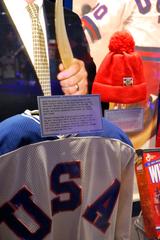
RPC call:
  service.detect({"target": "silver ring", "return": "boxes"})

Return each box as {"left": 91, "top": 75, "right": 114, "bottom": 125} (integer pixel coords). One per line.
{"left": 75, "top": 84, "right": 79, "bottom": 91}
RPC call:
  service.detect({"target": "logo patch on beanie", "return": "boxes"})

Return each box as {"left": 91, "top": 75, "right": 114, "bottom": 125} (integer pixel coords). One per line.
{"left": 123, "top": 77, "right": 133, "bottom": 86}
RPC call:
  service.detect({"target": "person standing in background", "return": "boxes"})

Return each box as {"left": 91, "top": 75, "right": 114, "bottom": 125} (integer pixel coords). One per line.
{"left": 81, "top": 0, "right": 160, "bottom": 148}
{"left": 81, "top": 0, "right": 160, "bottom": 50}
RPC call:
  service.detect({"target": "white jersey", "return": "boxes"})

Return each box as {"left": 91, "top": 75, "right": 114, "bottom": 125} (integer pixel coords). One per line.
{"left": 0, "top": 137, "right": 134, "bottom": 240}
{"left": 82, "top": 0, "right": 160, "bottom": 47}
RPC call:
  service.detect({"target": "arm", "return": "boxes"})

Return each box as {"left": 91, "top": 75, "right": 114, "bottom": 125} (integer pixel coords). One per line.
{"left": 81, "top": 0, "right": 132, "bottom": 43}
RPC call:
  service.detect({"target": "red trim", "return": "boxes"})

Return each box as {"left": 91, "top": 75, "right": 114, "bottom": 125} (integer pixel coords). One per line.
{"left": 137, "top": 50, "right": 160, "bottom": 58}
{"left": 81, "top": 19, "right": 99, "bottom": 41}
{"left": 92, "top": 82, "right": 147, "bottom": 104}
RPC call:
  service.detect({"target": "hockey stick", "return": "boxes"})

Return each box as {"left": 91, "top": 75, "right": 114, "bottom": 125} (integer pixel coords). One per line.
{"left": 55, "top": 0, "right": 74, "bottom": 69}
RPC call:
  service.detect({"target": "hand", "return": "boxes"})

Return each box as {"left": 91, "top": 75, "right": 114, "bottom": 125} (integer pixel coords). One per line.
{"left": 57, "top": 58, "right": 88, "bottom": 95}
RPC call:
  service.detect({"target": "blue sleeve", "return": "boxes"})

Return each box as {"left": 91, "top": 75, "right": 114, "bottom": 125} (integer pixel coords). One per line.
{"left": 0, "top": 114, "right": 57, "bottom": 155}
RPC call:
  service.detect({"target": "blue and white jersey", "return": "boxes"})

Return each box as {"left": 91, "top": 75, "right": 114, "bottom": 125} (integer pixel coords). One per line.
{"left": 0, "top": 134, "right": 135, "bottom": 240}
{"left": 0, "top": 110, "right": 133, "bottom": 155}
{"left": 82, "top": 0, "right": 160, "bottom": 47}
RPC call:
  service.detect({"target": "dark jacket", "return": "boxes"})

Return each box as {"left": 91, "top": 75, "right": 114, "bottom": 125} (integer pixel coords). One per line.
{"left": 0, "top": 0, "right": 96, "bottom": 121}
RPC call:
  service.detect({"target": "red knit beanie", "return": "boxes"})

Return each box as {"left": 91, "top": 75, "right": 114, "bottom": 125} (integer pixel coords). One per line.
{"left": 92, "top": 31, "right": 147, "bottom": 104}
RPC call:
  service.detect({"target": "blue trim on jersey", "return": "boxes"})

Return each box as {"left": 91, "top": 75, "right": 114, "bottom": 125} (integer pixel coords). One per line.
{"left": 136, "top": 46, "right": 160, "bottom": 52}
{"left": 141, "top": 56, "right": 160, "bottom": 62}
{"left": 82, "top": 16, "right": 101, "bottom": 42}
{"left": 135, "top": 46, "right": 160, "bottom": 62}
{"left": 0, "top": 114, "right": 133, "bottom": 155}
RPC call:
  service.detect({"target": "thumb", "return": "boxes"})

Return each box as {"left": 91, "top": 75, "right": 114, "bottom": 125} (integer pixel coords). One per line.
{"left": 59, "top": 63, "right": 65, "bottom": 71}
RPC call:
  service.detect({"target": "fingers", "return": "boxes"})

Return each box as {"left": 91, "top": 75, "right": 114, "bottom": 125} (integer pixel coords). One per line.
{"left": 57, "top": 59, "right": 88, "bottom": 95}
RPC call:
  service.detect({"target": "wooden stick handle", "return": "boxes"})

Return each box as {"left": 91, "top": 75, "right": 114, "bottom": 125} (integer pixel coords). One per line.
{"left": 55, "top": 0, "right": 74, "bottom": 69}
